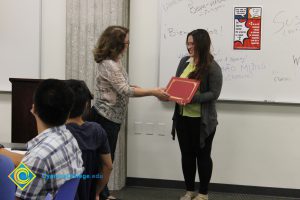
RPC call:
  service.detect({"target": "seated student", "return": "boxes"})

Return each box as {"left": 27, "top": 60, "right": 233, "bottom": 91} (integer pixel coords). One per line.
{"left": 12, "top": 79, "right": 83, "bottom": 199}
{"left": 65, "top": 79, "right": 113, "bottom": 200}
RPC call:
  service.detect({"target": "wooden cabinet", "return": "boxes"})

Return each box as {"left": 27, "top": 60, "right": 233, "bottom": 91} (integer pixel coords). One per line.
{"left": 9, "top": 78, "right": 42, "bottom": 143}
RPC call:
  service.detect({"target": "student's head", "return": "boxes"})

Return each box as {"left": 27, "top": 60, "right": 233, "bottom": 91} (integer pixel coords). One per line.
{"left": 33, "top": 79, "right": 74, "bottom": 126}
{"left": 93, "top": 25, "right": 129, "bottom": 63}
{"left": 186, "top": 29, "right": 214, "bottom": 80}
{"left": 65, "top": 79, "right": 93, "bottom": 118}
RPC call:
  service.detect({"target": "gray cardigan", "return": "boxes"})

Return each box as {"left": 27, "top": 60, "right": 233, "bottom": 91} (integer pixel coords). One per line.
{"left": 171, "top": 56, "right": 223, "bottom": 148}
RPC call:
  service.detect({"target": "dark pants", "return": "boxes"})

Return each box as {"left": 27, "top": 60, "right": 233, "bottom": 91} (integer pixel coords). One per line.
{"left": 176, "top": 115, "right": 215, "bottom": 194}
{"left": 90, "top": 107, "right": 121, "bottom": 199}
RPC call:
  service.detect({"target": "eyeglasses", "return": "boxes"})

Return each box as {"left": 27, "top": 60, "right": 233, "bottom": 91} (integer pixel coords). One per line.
{"left": 186, "top": 42, "right": 194, "bottom": 46}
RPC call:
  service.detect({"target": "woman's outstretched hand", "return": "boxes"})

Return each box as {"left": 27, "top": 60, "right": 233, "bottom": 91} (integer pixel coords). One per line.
{"left": 153, "top": 88, "right": 170, "bottom": 101}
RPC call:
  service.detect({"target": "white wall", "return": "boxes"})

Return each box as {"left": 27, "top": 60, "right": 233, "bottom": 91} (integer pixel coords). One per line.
{"left": 128, "top": 0, "right": 300, "bottom": 189}
{"left": 0, "top": 0, "right": 66, "bottom": 142}
{"left": 0, "top": 93, "right": 12, "bottom": 142}
{"left": 41, "top": 0, "right": 66, "bottom": 79}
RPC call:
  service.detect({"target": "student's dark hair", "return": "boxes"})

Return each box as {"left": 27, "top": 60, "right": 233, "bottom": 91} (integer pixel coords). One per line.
{"left": 65, "top": 79, "right": 93, "bottom": 118}
{"left": 33, "top": 79, "right": 74, "bottom": 126}
{"left": 93, "top": 25, "right": 129, "bottom": 63}
{"left": 187, "top": 29, "right": 214, "bottom": 80}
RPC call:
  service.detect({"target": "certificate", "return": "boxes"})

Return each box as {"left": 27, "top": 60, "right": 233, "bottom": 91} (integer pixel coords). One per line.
{"left": 165, "top": 77, "right": 200, "bottom": 104}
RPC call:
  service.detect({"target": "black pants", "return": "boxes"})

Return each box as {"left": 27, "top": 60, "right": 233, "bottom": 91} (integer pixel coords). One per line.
{"left": 176, "top": 115, "right": 215, "bottom": 194}
{"left": 90, "top": 107, "right": 121, "bottom": 161}
{"left": 89, "top": 107, "right": 121, "bottom": 199}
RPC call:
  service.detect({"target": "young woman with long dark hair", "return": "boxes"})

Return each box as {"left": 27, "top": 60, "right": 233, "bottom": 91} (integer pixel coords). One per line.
{"left": 171, "top": 29, "right": 223, "bottom": 200}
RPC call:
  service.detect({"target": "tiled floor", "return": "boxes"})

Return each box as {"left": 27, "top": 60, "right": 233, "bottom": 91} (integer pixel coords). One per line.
{"left": 114, "top": 186, "right": 300, "bottom": 200}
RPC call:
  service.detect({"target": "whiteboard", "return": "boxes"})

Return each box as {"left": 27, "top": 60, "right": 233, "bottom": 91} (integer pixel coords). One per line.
{"left": 159, "top": 0, "right": 300, "bottom": 103}
{"left": 0, "top": 0, "right": 41, "bottom": 91}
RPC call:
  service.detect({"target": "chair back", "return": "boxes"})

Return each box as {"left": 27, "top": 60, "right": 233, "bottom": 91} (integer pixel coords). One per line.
{"left": 0, "top": 155, "right": 16, "bottom": 200}
{"left": 51, "top": 178, "right": 80, "bottom": 200}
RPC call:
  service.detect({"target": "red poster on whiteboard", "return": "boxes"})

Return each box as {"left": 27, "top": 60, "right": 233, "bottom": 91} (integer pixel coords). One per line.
{"left": 234, "top": 7, "right": 262, "bottom": 50}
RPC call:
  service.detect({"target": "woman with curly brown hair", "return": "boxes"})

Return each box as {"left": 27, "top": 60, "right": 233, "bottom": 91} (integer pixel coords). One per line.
{"left": 91, "top": 26, "right": 168, "bottom": 200}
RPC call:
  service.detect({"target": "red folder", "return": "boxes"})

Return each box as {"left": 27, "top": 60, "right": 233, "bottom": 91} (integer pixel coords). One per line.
{"left": 165, "top": 77, "right": 200, "bottom": 104}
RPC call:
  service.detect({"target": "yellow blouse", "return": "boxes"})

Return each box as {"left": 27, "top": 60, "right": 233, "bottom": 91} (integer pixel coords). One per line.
{"left": 179, "top": 59, "right": 201, "bottom": 117}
